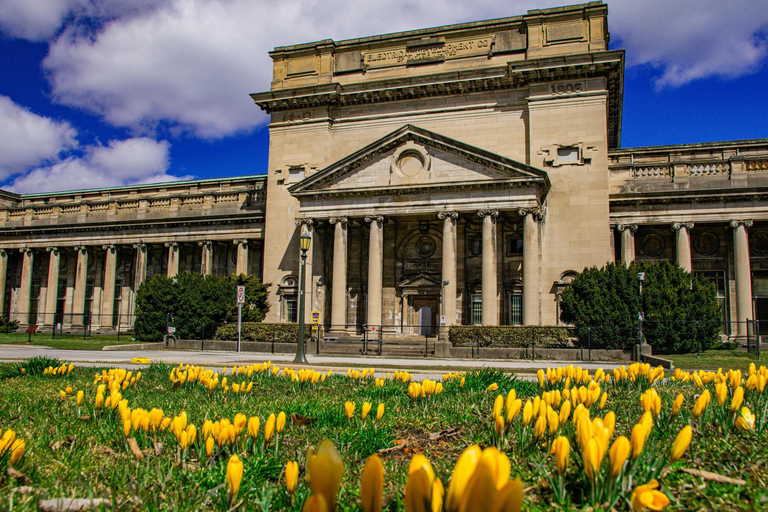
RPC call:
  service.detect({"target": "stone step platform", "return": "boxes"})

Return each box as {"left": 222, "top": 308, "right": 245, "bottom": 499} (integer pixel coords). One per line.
{"left": 321, "top": 335, "right": 438, "bottom": 358}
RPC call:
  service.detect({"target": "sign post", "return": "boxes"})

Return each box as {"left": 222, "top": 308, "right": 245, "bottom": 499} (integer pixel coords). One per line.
{"left": 236, "top": 286, "right": 245, "bottom": 355}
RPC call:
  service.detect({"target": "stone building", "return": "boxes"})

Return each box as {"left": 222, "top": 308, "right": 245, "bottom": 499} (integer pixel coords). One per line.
{"left": 1, "top": 2, "right": 767, "bottom": 339}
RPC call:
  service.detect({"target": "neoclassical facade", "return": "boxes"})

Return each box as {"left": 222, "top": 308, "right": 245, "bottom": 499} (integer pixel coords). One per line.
{"left": 1, "top": 2, "right": 768, "bottom": 338}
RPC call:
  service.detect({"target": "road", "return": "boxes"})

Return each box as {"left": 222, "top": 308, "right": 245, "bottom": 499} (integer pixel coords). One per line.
{"left": 0, "top": 344, "right": 626, "bottom": 382}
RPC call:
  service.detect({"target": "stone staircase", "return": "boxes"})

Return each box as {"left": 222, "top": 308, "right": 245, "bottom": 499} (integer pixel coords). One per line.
{"left": 320, "top": 333, "right": 439, "bottom": 358}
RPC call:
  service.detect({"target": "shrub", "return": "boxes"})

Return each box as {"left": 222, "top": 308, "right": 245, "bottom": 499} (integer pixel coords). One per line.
{"left": 133, "top": 273, "right": 271, "bottom": 342}
{"left": 448, "top": 325, "right": 569, "bottom": 348}
{"left": 213, "top": 322, "right": 313, "bottom": 343}
{"left": 559, "top": 261, "right": 722, "bottom": 354}
{"left": 0, "top": 316, "right": 19, "bottom": 333}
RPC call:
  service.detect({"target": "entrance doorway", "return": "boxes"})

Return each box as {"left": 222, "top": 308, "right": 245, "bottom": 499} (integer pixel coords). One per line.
{"left": 411, "top": 296, "right": 438, "bottom": 336}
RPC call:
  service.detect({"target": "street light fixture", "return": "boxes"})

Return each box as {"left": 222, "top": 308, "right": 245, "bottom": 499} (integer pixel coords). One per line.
{"left": 294, "top": 233, "right": 312, "bottom": 364}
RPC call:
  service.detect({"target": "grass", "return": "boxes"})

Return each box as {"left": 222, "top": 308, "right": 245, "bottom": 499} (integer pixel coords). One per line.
{"left": 0, "top": 332, "right": 144, "bottom": 350}
{"left": 666, "top": 350, "right": 761, "bottom": 372}
{"left": 0, "top": 361, "right": 766, "bottom": 511}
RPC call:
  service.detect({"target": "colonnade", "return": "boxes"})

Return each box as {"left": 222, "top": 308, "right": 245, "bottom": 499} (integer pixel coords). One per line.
{"left": 617, "top": 220, "right": 754, "bottom": 336}
{"left": 319, "top": 208, "right": 542, "bottom": 332}
{"left": 1, "top": 239, "right": 254, "bottom": 328}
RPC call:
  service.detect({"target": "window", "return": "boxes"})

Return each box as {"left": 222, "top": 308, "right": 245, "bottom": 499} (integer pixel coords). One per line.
{"left": 509, "top": 294, "right": 523, "bottom": 325}
{"left": 695, "top": 270, "right": 728, "bottom": 334}
{"left": 470, "top": 237, "right": 482, "bottom": 256}
{"left": 286, "top": 298, "right": 298, "bottom": 323}
{"left": 506, "top": 236, "right": 523, "bottom": 255}
{"left": 471, "top": 294, "right": 482, "bottom": 325}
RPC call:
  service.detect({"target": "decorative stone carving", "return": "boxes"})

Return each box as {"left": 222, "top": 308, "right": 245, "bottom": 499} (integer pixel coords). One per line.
{"left": 132, "top": 241, "right": 146, "bottom": 251}
{"left": 749, "top": 229, "right": 768, "bottom": 257}
{"left": 364, "top": 215, "right": 385, "bottom": 225}
{"left": 437, "top": 211, "right": 459, "bottom": 221}
{"left": 671, "top": 222, "right": 694, "bottom": 231}
{"left": 294, "top": 218, "right": 315, "bottom": 230}
{"left": 101, "top": 245, "right": 116, "bottom": 253}
{"left": 639, "top": 234, "right": 665, "bottom": 257}
{"left": 73, "top": 246, "right": 88, "bottom": 255}
{"left": 730, "top": 220, "right": 754, "bottom": 229}
{"left": 517, "top": 207, "right": 543, "bottom": 221}
{"left": 616, "top": 223, "right": 638, "bottom": 233}
{"left": 198, "top": 240, "right": 212, "bottom": 248}
{"left": 478, "top": 209, "right": 500, "bottom": 219}
{"left": 47, "top": 246, "right": 60, "bottom": 255}
{"left": 233, "top": 239, "right": 249, "bottom": 249}
{"left": 693, "top": 233, "right": 720, "bottom": 256}
{"left": 329, "top": 216, "right": 348, "bottom": 226}
{"left": 164, "top": 241, "right": 179, "bottom": 249}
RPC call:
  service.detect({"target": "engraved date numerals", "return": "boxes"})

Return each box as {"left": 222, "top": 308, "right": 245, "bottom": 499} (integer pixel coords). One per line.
{"left": 550, "top": 82, "right": 584, "bottom": 95}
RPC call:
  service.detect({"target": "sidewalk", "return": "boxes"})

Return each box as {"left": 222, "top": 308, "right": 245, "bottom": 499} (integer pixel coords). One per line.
{"left": 0, "top": 344, "right": 626, "bottom": 381}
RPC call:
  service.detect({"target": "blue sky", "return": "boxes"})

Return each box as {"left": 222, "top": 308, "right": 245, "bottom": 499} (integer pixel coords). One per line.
{"left": 0, "top": 0, "right": 766, "bottom": 193}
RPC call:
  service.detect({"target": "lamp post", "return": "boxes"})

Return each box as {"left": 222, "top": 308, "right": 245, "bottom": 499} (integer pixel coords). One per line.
{"left": 294, "top": 233, "right": 311, "bottom": 364}
{"left": 637, "top": 272, "right": 645, "bottom": 359}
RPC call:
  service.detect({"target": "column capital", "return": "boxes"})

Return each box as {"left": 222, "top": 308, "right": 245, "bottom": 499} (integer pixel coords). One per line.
{"left": 294, "top": 218, "right": 314, "bottom": 229}
{"left": 0, "top": 249, "right": 7, "bottom": 257}
{"left": 198, "top": 240, "right": 212, "bottom": 248}
{"left": 731, "top": 220, "right": 754, "bottom": 229}
{"left": 478, "top": 209, "right": 499, "bottom": 220}
{"left": 46, "top": 246, "right": 60, "bottom": 254}
{"left": 616, "top": 223, "right": 638, "bottom": 233}
{"left": 233, "top": 239, "right": 249, "bottom": 248}
{"left": 102, "top": 244, "right": 116, "bottom": 252}
{"left": 132, "top": 241, "right": 146, "bottom": 251}
{"left": 671, "top": 222, "right": 694, "bottom": 231}
{"left": 164, "top": 241, "right": 179, "bottom": 250}
{"left": 73, "top": 245, "right": 88, "bottom": 255}
{"left": 364, "top": 215, "right": 384, "bottom": 225}
{"left": 438, "top": 211, "right": 459, "bottom": 221}
{"left": 19, "top": 247, "right": 34, "bottom": 255}
{"left": 329, "top": 216, "right": 348, "bottom": 226}
{"left": 517, "top": 207, "right": 542, "bottom": 221}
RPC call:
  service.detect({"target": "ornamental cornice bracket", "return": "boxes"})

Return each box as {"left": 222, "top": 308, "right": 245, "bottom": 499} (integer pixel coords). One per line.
{"left": 730, "top": 220, "right": 754, "bottom": 229}
{"left": 671, "top": 222, "right": 694, "bottom": 231}
{"left": 329, "top": 216, "right": 348, "bottom": 226}
{"left": 517, "top": 207, "right": 543, "bottom": 221}
{"left": 616, "top": 223, "right": 638, "bottom": 233}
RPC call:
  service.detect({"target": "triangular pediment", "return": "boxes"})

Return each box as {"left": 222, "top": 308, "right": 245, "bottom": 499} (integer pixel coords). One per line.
{"left": 399, "top": 273, "right": 442, "bottom": 289}
{"left": 288, "top": 125, "right": 549, "bottom": 197}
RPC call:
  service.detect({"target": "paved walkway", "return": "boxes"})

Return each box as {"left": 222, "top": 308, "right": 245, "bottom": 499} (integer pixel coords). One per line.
{"left": 0, "top": 344, "right": 626, "bottom": 382}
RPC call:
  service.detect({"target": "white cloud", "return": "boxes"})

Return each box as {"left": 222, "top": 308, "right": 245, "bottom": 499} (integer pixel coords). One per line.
{"left": 5, "top": 0, "right": 767, "bottom": 138}
{"left": 0, "top": 95, "right": 78, "bottom": 179}
{"left": 7, "top": 137, "right": 189, "bottom": 194}
{"left": 608, "top": 0, "right": 768, "bottom": 87}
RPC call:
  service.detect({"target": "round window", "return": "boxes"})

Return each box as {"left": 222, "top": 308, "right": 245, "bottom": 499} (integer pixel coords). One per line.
{"left": 416, "top": 236, "right": 436, "bottom": 258}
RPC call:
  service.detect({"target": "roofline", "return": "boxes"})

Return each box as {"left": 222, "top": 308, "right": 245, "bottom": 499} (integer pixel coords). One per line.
{"left": 610, "top": 138, "right": 768, "bottom": 155}
{"left": 13, "top": 173, "right": 267, "bottom": 199}
{"left": 270, "top": 2, "right": 606, "bottom": 55}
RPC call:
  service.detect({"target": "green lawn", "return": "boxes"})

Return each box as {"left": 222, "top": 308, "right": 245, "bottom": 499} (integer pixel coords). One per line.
{"left": 666, "top": 349, "right": 761, "bottom": 372}
{"left": 0, "top": 360, "right": 765, "bottom": 511}
{"left": 0, "top": 332, "right": 143, "bottom": 350}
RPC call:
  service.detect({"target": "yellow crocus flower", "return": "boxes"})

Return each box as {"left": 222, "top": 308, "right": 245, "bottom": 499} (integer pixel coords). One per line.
{"left": 553, "top": 436, "right": 570, "bottom": 475}
{"left": 227, "top": 454, "right": 243, "bottom": 500}
{"left": 609, "top": 436, "right": 630, "bottom": 478}
{"left": 445, "top": 445, "right": 482, "bottom": 512}
{"left": 264, "top": 413, "right": 275, "bottom": 442}
{"left": 669, "top": 425, "right": 692, "bottom": 463}
{"left": 630, "top": 479, "right": 669, "bottom": 511}
{"left": 286, "top": 460, "right": 299, "bottom": 494}
{"left": 307, "top": 440, "right": 344, "bottom": 511}
{"left": 345, "top": 401, "right": 355, "bottom": 420}
{"left": 360, "top": 454, "right": 384, "bottom": 512}
{"left": 277, "top": 411, "right": 286, "bottom": 433}
{"left": 362, "top": 402, "right": 372, "bottom": 420}
{"left": 376, "top": 403, "right": 385, "bottom": 421}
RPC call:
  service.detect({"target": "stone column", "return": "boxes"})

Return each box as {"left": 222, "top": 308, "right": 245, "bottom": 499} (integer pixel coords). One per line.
{"left": 439, "top": 211, "right": 459, "bottom": 326}
{"left": 14, "top": 248, "right": 34, "bottom": 324}
{"left": 133, "top": 242, "right": 147, "bottom": 291}
{"left": 478, "top": 210, "right": 499, "bottom": 325}
{"left": 672, "top": 222, "right": 694, "bottom": 272}
{"left": 199, "top": 241, "right": 213, "bottom": 275}
{"left": 329, "top": 217, "right": 348, "bottom": 332}
{"left": 234, "top": 239, "right": 249, "bottom": 275}
{"left": 617, "top": 224, "right": 638, "bottom": 264}
{"left": 732, "top": 220, "right": 754, "bottom": 337}
{"left": 43, "top": 247, "right": 60, "bottom": 327}
{"left": 165, "top": 242, "right": 180, "bottom": 277}
{"left": 365, "top": 215, "right": 384, "bottom": 330}
{"left": 0, "top": 250, "right": 8, "bottom": 318}
{"left": 520, "top": 208, "right": 542, "bottom": 326}
{"left": 101, "top": 245, "right": 117, "bottom": 327}
{"left": 72, "top": 246, "right": 89, "bottom": 323}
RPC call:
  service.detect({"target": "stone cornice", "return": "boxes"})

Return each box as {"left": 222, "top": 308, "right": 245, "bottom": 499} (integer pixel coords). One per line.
{"left": 252, "top": 51, "right": 624, "bottom": 149}
{"left": 610, "top": 187, "right": 768, "bottom": 209}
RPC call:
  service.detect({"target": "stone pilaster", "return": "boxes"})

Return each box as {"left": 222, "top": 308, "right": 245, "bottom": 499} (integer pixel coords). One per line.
{"left": 234, "top": 239, "right": 249, "bottom": 275}
{"left": 732, "top": 220, "right": 753, "bottom": 337}
{"left": 478, "top": 210, "right": 499, "bottom": 325}
{"left": 0, "top": 250, "right": 8, "bottom": 318}
{"left": 133, "top": 242, "right": 147, "bottom": 292}
{"left": 165, "top": 242, "right": 180, "bottom": 277}
{"left": 101, "top": 245, "right": 117, "bottom": 327}
{"left": 72, "top": 246, "right": 89, "bottom": 322}
{"left": 14, "top": 248, "right": 34, "bottom": 324}
{"left": 438, "top": 211, "right": 459, "bottom": 327}
{"left": 672, "top": 222, "right": 694, "bottom": 272}
{"left": 44, "top": 247, "right": 60, "bottom": 327}
{"left": 199, "top": 241, "right": 213, "bottom": 275}
{"left": 520, "top": 208, "right": 543, "bottom": 326}
{"left": 365, "top": 215, "right": 385, "bottom": 329}
{"left": 329, "top": 217, "right": 348, "bottom": 332}
{"left": 617, "top": 224, "right": 638, "bottom": 264}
